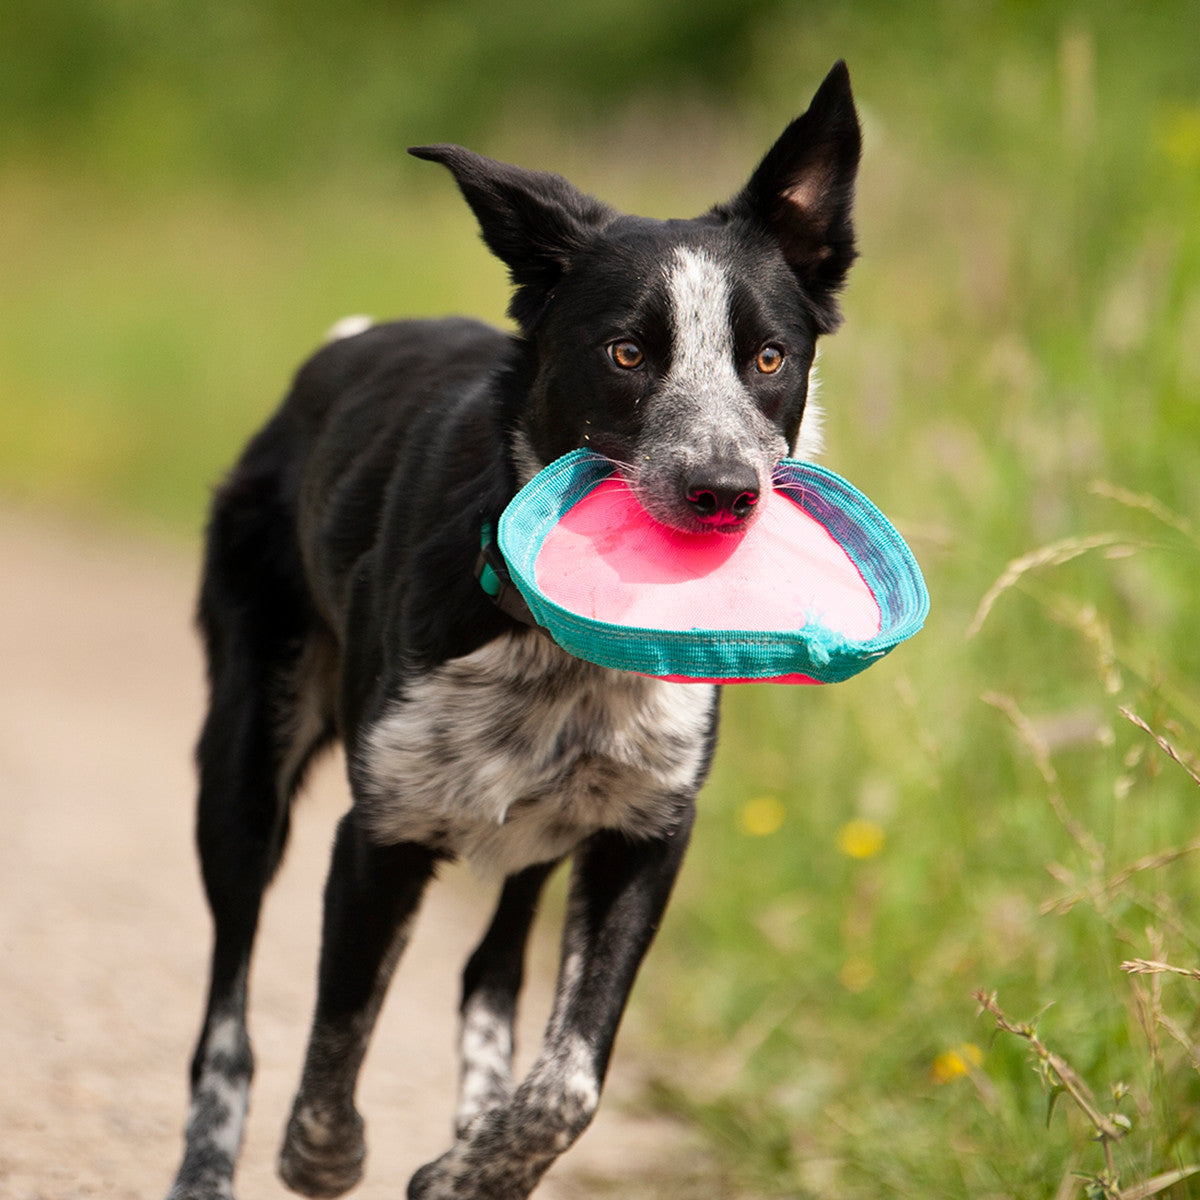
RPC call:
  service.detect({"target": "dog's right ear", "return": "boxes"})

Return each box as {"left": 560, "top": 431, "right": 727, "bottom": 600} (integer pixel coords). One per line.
{"left": 714, "top": 61, "right": 862, "bottom": 333}
{"left": 409, "top": 144, "right": 616, "bottom": 329}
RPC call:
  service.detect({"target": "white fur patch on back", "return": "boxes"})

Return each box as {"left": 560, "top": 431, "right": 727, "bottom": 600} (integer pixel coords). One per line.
{"left": 325, "top": 314, "right": 374, "bottom": 342}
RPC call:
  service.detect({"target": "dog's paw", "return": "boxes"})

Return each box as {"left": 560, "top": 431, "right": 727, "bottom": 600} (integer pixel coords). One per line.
{"left": 278, "top": 1102, "right": 366, "bottom": 1198}
{"left": 406, "top": 1157, "right": 453, "bottom": 1200}
{"left": 407, "top": 1146, "right": 499, "bottom": 1200}
{"left": 164, "top": 1175, "right": 235, "bottom": 1200}
{"left": 406, "top": 1141, "right": 545, "bottom": 1200}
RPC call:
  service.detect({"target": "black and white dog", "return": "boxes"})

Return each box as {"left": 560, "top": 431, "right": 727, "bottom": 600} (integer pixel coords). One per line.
{"left": 167, "top": 62, "right": 860, "bottom": 1200}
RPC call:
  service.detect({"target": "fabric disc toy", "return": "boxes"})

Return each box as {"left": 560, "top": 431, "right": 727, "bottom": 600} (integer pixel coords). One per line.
{"left": 484, "top": 449, "right": 928, "bottom": 684}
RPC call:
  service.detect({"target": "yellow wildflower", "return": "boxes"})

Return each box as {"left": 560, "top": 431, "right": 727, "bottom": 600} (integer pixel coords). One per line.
{"left": 836, "top": 818, "right": 885, "bottom": 859}
{"left": 738, "top": 795, "right": 786, "bottom": 837}
{"left": 931, "top": 1042, "right": 983, "bottom": 1084}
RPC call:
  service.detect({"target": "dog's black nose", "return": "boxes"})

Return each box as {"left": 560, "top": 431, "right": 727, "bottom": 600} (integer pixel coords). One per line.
{"left": 684, "top": 464, "right": 760, "bottom": 527}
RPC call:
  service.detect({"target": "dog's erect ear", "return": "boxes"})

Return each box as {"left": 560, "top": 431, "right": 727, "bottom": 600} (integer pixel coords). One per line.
{"left": 716, "top": 61, "right": 861, "bottom": 332}
{"left": 409, "top": 144, "right": 616, "bottom": 329}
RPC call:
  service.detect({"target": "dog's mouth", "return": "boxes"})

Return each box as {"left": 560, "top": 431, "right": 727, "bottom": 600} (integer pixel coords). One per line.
{"left": 620, "top": 467, "right": 768, "bottom": 538}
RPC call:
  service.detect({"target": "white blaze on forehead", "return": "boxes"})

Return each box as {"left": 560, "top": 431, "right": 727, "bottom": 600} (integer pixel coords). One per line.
{"left": 664, "top": 247, "right": 737, "bottom": 386}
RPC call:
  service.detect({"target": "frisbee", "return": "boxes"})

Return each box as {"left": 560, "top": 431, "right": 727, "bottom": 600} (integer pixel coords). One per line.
{"left": 494, "top": 449, "right": 928, "bottom": 684}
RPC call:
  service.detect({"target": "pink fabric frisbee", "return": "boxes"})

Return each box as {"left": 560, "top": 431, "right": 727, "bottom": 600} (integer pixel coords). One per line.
{"left": 535, "top": 477, "right": 882, "bottom": 641}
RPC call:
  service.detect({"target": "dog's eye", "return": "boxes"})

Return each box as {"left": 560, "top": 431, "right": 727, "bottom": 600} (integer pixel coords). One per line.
{"left": 607, "top": 340, "right": 645, "bottom": 370}
{"left": 756, "top": 345, "right": 786, "bottom": 375}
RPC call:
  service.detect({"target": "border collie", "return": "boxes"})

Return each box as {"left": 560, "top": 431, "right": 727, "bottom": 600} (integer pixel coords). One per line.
{"left": 166, "top": 61, "right": 860, "bottom": 1200}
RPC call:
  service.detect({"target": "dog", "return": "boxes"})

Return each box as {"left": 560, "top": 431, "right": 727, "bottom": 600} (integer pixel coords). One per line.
{"left": 166, "top": 61, "right": 861, "bottom": 1200}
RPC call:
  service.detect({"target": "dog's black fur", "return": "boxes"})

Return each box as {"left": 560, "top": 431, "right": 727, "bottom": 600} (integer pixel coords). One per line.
{"left": 167, "top": 62, "right": 860, "bottom": 1200}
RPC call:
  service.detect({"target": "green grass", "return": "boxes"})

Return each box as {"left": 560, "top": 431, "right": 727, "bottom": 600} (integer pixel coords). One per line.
{"left": 4, "top": 3, "right": 1200, "bottom": 1196}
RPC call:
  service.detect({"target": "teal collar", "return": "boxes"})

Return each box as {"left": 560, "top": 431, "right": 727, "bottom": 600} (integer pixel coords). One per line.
{"left": 475, "top": 522, "right": 540, "bottom": 628}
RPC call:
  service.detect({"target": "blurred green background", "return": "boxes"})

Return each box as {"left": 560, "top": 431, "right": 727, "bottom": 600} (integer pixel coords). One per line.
{"left": 5, "top": 2, "right": 1200, "bottom": 1196}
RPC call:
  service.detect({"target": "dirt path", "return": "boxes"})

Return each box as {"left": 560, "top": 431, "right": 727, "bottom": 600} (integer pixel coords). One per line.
{"left": 0, "top": 507, "right": 699, "bottom": 1199}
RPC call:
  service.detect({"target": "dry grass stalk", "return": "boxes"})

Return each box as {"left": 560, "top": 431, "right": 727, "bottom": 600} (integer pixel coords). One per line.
{"left": 966, "top": 533, "right": 1138, "bottom": 639}
{"left": 1119, "top": 708, "right": 1200, "bottom": 788}
{"left": 974, "top": 992, "right": 1200, "bottom": 1198}
{"left": 1124, "top": 929, "right": 1165, "bottom": 1077}
{"left": 1152, "top": 1009, "right": 1200, "bottom": 1074}
{"left": 982, "top": 691, "right": 1105, "bottom": 872}
{"left": 1120, "top": 959, "right": 1200, "bottom": 982}
{"left": 1044, "top": 839, "right": 1200, "bottom": 918}
{"left": 1119, "top": 1165, "right": 1200, "bottom": 1199}
{"left": 1044, "top": 596, "right": 1122, "bottom": 695}
{"left": 1089, "top": 480, "right": 1195, "bottom": 541}
{"left": 974, "top": 990, "right": 1128, "bottom": 1143}
{"left": 1042, "top": 710, "right": 1200, "bottom": 917}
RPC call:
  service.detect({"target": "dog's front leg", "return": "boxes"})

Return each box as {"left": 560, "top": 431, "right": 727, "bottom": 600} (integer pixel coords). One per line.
{"left": 279, "top": 812, "right": 440, "bottom": 1198}
{"left": 409, "top": 804, "right": 696, "bottom": 1200}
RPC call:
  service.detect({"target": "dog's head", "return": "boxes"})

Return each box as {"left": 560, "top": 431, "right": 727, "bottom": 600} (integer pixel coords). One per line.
{"left": 411, "top": 61, "right": 860, "bottom": 535}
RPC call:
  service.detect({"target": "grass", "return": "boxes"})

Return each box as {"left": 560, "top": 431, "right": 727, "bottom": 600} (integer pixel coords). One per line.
{"left": 4, "top": 3, "right": 1200, "bottom": 1196}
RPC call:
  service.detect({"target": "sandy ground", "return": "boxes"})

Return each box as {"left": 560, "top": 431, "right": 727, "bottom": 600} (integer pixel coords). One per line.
{"left": 0, "top": 506, "right": 703, "bottom": 1200}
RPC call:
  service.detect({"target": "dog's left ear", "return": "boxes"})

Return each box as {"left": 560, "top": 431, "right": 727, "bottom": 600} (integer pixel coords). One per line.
{"left": 716, "top": 61, "right": 862, "bottom": 332}
{"left": 409, "top": 144, "right": 616, "bottom": 329}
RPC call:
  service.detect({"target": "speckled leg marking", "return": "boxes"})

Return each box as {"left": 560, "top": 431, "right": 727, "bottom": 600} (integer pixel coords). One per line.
{"left": 409, "top": 817, "right": 694, "bottom": 1200}
{"left": 166, "top": 1005, "right": 252, "bottom": 1200}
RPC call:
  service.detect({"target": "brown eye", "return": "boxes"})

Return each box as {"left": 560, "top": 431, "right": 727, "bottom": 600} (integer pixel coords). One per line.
{"left": 756, "top": 344, "right": 785, "bottom": 374}
{"left": 607, "top": 340, "right": 645, "bottom": 370}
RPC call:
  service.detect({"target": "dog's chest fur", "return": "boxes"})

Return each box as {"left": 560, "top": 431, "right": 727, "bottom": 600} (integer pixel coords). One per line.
{"left": 357, "top": 631, "right": 716, "bottom": 875}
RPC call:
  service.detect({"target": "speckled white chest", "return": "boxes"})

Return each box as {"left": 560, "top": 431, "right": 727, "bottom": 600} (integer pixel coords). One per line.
{"left": 357, "top": 632, "right": 717, "bottom": 875}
